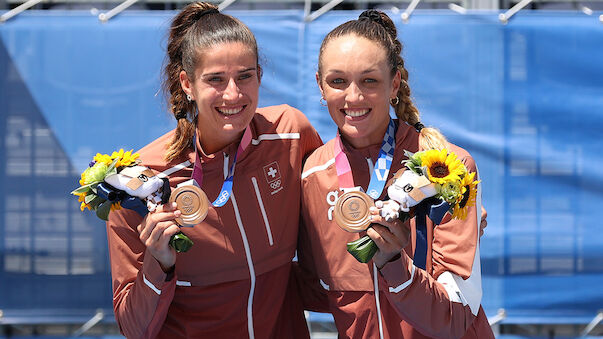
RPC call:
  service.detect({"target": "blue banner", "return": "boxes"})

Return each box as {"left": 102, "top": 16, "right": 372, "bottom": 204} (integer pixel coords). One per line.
{"left": 1, "top": 10, "right": 602, "bottom": 324}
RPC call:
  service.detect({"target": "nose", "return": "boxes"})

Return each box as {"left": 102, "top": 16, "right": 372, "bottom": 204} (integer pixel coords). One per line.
{"left": 345, "top": 82, "right": 363, "bottom": 104}
{"left": 223, "top": 78, "right": 240, "bottom": 101}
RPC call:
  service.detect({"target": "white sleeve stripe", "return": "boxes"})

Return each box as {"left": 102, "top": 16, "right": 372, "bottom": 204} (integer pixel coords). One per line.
{"left": 433, "top": 166, "right": 483, "bottom": 316}
{"left": 176, "top": 280, "right": 191, "bottom": 286}
{"left": 156, "top": 160, "right": 192, "bottom": 179}
{"left": 143, "top": 274, "right": 162, "bottom": 295}
{"left": 389, "top": 264, "right": 415, "bottom": 293}
{"left": 302, "top": 158, "right": 335, "bottom": 179}
{"left": 251, "top": 133, "right": 300, "bottom": 145}
{"left": 319, "top": 279, "right": 330, "bottom": 291}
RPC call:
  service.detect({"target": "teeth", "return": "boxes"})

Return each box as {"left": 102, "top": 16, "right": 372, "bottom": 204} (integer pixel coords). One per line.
{"left": 217, "top": 107, "right": 243, "bottom": 115}
{"left": 344, "top": 109, "right": 369, "bottom": 117}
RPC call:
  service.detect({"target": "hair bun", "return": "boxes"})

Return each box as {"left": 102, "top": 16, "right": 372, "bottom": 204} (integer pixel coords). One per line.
{"left": 359, "top": 10, "right": 385, "bottom": 27}
{"left": 192, "top": 8, "right": 219, "bottom": 22}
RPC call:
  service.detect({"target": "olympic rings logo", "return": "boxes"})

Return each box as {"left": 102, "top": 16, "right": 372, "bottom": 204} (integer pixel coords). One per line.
{"left": 270, "top": 180, "right": 281, "bottom": 189}
{"left": 215, "top": 191, "right": 230, "bottom": 204}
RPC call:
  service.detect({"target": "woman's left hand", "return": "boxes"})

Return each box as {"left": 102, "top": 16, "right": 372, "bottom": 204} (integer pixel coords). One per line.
{"left": 366, "top": 202, "right": 411, "bottom": 269}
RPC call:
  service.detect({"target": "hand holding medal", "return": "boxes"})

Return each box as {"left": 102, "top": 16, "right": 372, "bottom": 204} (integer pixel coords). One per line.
{"left": 332, "top": 119, "right": 480, "bottom": 264}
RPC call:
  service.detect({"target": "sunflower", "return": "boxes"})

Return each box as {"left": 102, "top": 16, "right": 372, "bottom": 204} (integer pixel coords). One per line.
{"left": 74, "top": 192, "right": 92, "bottom": 211}
{"left": 93, "top": 152, "right": 113, "bottom": 166}
{"left": 451, "top": 171, "right": 480, "bottom": 220}
{"left": 111, "top": 149, "right": 139, "bottom": 168}
{"left": 421, "top": 149, "right": 465, "bottom": 185}
{"left": 110, "top": 201, "right": 122, "bottom": 211}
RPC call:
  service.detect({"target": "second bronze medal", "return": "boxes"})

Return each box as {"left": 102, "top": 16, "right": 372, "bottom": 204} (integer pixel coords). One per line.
{"left": 333, "top": 191, "right": 375, "bottom": 233}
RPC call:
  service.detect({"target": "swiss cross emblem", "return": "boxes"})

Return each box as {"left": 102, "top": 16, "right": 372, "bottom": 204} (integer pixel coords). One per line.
{"left": 263, "top": 161, "right": 284, "bottom": 195}
{"left": 263, "top": 162, "right": 281, "bottom": 183}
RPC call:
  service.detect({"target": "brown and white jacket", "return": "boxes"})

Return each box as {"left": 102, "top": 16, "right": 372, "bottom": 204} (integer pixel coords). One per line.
{"left": 298, "top": 121, "right": 494, "bottom": 339}
{"left": 107, "top": 105, "right": 322, "bottom": 339}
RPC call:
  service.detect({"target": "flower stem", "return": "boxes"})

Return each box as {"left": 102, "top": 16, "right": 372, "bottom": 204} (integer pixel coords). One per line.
{"left": 169, "top": 232, "right": 194, "bottom": 253}
{"left": 346, "top": 235, "right": 378, "bottom": 263}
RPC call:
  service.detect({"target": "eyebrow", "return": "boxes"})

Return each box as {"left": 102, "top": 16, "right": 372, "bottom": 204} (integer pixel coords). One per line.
{"left": 202, "top": 67, "right": 257, "bottom": 77}
{"left": 328, "top": 68, "right": 378, "bottom": 74}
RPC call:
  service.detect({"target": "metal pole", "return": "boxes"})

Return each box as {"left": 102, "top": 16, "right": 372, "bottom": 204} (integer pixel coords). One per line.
{"left": 72, "top": 309, "right": 104, "bottom": 337}
{"left": 305, "top": 0, "right": 343, "bottom": 22}
{"left": 303, "top": 0, "right": 311, "bottom": 20}
{"left": 580, "top": 310, "right": 603, "bottom": 337}
{"left": 218, "top": 0, "right": 237, "bottom": 11}
{"left": 401, "top": 0, "right": 421, "bottom": 23}
{"left": 499, "top": 0, "right": 532, "bottom": 23}
{"left": 448, "top": 3, "right": 467, "bottom": 14}
{"left": 0, "top": 0, "right": 43, "bottom": 24}
{"left": 98, "top": 0, "right": 139, "bottom": 23}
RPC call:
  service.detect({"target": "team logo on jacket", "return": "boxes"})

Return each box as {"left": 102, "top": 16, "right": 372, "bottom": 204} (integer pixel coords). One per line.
{"left": 263, "top": 161, "right": 283, "bottom": 195}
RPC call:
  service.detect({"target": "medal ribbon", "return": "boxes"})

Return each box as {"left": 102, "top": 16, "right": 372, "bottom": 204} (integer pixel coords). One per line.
{"left": 334, "top": 119, "right": 396, "bottom": 199}
{"left": 192, "top": 126, "right": 252, "bottom": 207}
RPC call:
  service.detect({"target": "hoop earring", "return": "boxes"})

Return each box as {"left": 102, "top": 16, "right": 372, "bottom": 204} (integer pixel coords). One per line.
{"left": 187, "top": 94, "right": 192, "bottom": 102}
{"left": 320, "top": 97, "right": 327, "bottom": 107}
{"left": 390, "top": 96, "right": 399, "bottom": 106}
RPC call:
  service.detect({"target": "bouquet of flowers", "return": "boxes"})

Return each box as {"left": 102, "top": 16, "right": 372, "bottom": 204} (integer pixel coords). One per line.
{"left": 346, "top": 148, "right": 480, "bottom": 263}
{"left": 71, "top": 149, "right": 193, "bottom": 252}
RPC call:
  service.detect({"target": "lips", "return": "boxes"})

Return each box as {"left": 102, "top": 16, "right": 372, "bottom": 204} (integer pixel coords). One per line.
{"left": 341, "top": 108, "right": 371, "bottom": 118}
{"left": 216, "top": 105, "right": 246, "bottom": 115}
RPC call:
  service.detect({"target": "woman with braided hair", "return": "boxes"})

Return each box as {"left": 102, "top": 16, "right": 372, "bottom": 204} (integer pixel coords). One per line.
{"left": 106, "top": 2, "right": 323, "bottom": 338}
{"left": 298, "top": 9, "right": 494, "bottom": 338}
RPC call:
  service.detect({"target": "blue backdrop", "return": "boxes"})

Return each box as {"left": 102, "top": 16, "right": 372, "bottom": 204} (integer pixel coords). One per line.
{"left": 1, "top": 9, "right": 602, "bottom": 325}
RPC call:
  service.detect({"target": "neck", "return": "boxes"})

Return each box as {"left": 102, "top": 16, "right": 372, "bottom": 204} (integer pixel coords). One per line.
{"left": 341, "top": 120, "right": 391, "bottom": 150}
{"left": 197, "top": 129, "right": 244, "bottom": 155}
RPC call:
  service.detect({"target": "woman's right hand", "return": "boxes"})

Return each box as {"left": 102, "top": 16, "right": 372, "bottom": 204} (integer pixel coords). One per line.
{"left": 137, "top": 202, "right": 182, "bottom": 272}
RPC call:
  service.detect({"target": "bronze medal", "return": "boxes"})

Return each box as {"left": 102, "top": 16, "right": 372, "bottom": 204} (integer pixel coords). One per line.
{"left": 334, "top": 191, "right": 375, "bottom": 233}
{"left": 169, "top": 185, "right": 209, "bottom": 226}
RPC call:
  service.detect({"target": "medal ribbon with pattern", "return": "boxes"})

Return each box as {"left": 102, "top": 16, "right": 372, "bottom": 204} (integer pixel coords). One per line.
{"left": 192, "top": 126, "right": 252, "bottom": 207}
{"left": 334, "top": 118, "right": 396, "bottom": 197}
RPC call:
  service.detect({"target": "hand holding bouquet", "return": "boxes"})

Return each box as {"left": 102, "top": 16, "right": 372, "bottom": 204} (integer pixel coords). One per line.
{"left": 71, "top": 149, "right": 194, "bottom": 252}
{"left": 345, "top": 149, "right": 480, "bottom": 263}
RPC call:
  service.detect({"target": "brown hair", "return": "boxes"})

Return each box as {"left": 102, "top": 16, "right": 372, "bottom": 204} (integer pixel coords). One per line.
{"left": 163, "top": 2, "right": 260, "bottom": 162}
{"left": 317, "top": 9, "right": 448, "bottom": 151}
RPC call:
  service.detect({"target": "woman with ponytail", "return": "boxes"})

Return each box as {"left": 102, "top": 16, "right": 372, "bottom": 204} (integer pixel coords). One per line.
{"left": 106, "top": 2, "right": 323, "bottom": 338}
{"left": 298, "top": 10, "right": 493, "bottom": 338}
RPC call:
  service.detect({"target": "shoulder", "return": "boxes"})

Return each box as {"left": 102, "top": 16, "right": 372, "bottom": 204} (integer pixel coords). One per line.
{"left": 301, "top": 139, "right": 335, "bottom": 179}
{"left": 447, "top": 142, "right": 476, "bottom": 173}
{"left": 255, "top": 104, "right": 315, "bottom": 134}
{"left": 136, "top": 129, "right": 190, "bottom": 172}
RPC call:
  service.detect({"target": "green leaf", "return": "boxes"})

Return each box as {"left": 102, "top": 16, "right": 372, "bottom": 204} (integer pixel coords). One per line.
{"left": 84, "top": 193, "right": 97, "bottom": 204}
{"left": 346, "top": 235, "right": 378, "bottom": 263}
{"left": 88, "top": 195, "right": 105, "bottom": 210}
{"left": 71, "top": 184, "right": 93, "bottom": 195}
{"left": 96, "top": 201, "right": 112, "bottom": 221}
{"left": 169, "top": 232, "right": 194, "bottom": 253}
{"left": 106, "top": 158, "right": 119, "bottom": 173}
{"left": 105, "top": 167, "right": 117, "bottom": 177}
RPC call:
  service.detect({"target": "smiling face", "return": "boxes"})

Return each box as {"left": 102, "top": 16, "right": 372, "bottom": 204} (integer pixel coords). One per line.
{"left": 180, "top": 41, "right": 260, "bottom": 154}
{"left": 318, "top": 35, "right": 400, "bottom": 149}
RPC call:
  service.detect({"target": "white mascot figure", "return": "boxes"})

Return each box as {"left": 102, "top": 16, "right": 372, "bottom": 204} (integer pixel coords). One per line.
{"left": 379, "top": 169, "right": 438, "bottom": 222}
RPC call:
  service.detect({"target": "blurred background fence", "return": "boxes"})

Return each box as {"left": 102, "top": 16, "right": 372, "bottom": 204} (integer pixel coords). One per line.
{"left": 1, "top": 5, "right": 603, "bottom": 338}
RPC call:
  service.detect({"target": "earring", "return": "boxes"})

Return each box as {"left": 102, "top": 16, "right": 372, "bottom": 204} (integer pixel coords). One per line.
{"left": 320, "top": 97, "right": 327, "bottom": 107}
{"left": 390, "top": 96, "right": 399, "bottom": 106}
{"left": 187, "top": 94, "right": 192, "bottom": 102}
